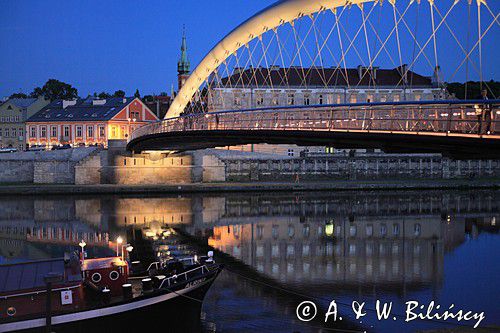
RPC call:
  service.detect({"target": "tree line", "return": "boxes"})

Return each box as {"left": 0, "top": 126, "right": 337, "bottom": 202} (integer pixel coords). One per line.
{"left": 9, "top": 79, "right": 143, "bottom": 101}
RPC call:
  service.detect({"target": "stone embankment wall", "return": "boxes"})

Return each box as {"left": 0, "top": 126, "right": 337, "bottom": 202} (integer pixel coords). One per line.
{"left": 218, "top": 153, "right": 500, "bottom": 182}
{"left": 1, "top": 141, "right": 500, "bottom": 185}
{"left": 0, "top": 147, "right": 99, "bottom": 184}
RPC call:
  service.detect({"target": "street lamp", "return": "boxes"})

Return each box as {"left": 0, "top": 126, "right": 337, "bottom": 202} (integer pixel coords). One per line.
{"left": 122, "top": 245, "right": 134, "bottom": 261}
{"left": 78, "top": 240, "right": 86, "bottom": 261}
{"left": 116, "top": 236, "right": 123, "bottom": 256}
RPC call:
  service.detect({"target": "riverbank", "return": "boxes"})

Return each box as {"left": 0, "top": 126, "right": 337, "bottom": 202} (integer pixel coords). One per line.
{"left": 0, "top": 179, "right": 498, "bottom": 195}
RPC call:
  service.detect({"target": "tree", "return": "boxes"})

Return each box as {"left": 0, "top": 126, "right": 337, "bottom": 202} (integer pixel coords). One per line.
{"left": 142, "top": 95, "right": 154, "bottom": 102}
{"left": 98, "top": 92, "right": 111, "bottom": 99}
{"left": 30, "top": 87, "right": 43, "bottom": 98}
{"left": 36, "top": 79, "right": 78, "bottom": 101}
{"left": 134, "top": 89, "right": 141, "bottom": 98}
{"left": 446, "top": 80, "right": 500, "bottom": 99}
{"left": 9, "top": 92, "right": 28, "bottom": 99}
{"left": 113, "top": 90, "right": 126, "bottom": 98}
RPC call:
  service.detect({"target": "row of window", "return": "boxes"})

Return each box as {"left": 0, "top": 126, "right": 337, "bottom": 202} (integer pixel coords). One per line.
{"left": 225, "top": 92, "right": 431, "bottom": 107}
{"left": 30, "top": 125, "right": 106, "bottom": 139}
{"left": 257, "top": 223, "right": 422, "bottom": 240}
{"left": 339, "top": 223, "right": 421, "bottom": 237}
{"left": 0, "top": 128, "right": 24, "bottom": 138}
{"left": 0, "top": 116, "right": 21, "bottom": 123}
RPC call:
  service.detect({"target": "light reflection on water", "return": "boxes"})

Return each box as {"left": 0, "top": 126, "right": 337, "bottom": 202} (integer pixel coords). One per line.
{"left": 0, "top": 190, "right": 498, "bottom": 332}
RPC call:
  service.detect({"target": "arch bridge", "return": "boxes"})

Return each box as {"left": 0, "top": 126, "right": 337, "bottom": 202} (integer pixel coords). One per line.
{"left": 128, "top": 0, "right": 500, "bottom": 158}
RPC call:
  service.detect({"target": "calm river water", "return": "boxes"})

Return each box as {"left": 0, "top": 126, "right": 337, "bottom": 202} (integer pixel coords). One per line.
{"left": 0, "top": 190, "right": 499, "bottom": 332}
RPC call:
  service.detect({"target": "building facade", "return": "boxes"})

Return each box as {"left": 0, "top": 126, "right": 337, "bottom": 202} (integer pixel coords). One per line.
{"left": 0, "top": 97, "right": 49, "bottom": 150}
{"left": 25, "top": 97, "right": 158, "bottom": 148}
{"left": 208, "top": 65, "right": 446, "bottom": 111}
{"left": 205, "top": 66, "right": 446, "bottom": 155}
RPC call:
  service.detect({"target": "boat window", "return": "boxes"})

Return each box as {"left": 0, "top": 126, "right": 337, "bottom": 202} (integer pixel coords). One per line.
{"left": 7, "top": 307, "right": 16, "bottom": 317}
{"left": 109, "top": 270, "right": 120, "bottom": 281}
{"left": 91, "top": 272, "right": 102, "bottom": 283}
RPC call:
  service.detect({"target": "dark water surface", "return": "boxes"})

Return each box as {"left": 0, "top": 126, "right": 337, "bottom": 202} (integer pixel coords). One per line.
{"left": 0, "top": 190, "right": 499, "bottom": 332}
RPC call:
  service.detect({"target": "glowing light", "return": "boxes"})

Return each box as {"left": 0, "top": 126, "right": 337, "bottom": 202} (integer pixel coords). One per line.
{"left": 325, "top": 223, "right": 334, "bottom": 237}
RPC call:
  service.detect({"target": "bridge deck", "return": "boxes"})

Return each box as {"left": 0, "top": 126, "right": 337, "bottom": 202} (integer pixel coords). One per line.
{"left": 128, "top": 100, "right": 500, "bottom": 158}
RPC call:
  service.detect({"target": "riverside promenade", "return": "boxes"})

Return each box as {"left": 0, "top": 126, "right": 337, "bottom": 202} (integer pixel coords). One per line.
{"left": 0, "top": 178, "right": 498, "bottom": 195}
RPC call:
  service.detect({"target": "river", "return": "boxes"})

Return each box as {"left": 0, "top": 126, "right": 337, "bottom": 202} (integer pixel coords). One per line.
{"left": 0, "top": 190, "right": 498, "bottom": 332}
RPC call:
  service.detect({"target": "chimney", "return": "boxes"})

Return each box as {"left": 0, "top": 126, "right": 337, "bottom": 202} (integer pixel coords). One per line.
{"left": 123, "top": 98, "right": 127, "bottom": 103}
{"left": 62, "top": 100, "right": 77, "bottom": 109}
{"left": 432, "top": 65, "right": 442, "bottom": 87}
{"left": 92, "top": 99, "right": 106, "bottom": 106}
{"left": 401, "top": 64, "right": 408, "bottom": 85}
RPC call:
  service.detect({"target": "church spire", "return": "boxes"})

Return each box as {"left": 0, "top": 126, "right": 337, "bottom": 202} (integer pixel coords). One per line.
{"left": 177, "top": 26, "right": 190, "bottom": 75}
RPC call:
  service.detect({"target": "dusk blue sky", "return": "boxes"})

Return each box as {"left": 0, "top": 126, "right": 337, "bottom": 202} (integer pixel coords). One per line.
{"left": 1, "top": 0, "right": 498, "bottom": 99}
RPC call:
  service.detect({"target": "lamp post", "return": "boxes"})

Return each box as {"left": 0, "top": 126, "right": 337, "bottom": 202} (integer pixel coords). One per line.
{"left": 121, "top": 244, "right": 134, "bottom": 261}
{"left": 78, "top": 240, "right": 86, "bottom": 262}
{"left": 116, "top": 236, "right": 123, "bottom": 256}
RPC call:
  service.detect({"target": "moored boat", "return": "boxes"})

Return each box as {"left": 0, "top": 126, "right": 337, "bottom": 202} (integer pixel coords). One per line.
{"left": 0, "top": 248, "right": 222, "bottom": 332}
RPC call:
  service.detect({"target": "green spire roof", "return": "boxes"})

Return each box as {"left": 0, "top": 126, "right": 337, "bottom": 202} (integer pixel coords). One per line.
{"left": 177, "top": 27, "right": 190, "bottom": 75}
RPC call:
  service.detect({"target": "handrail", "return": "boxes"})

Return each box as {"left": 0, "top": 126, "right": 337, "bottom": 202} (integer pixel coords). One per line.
{"left": 146, "top": 262, "right": 160, "bottom": 272}
{"left": 158, "top": 265, "right": 209, "bottom": 290}
{"left": 129, "top": 101, "right": 500, "bottom": 143}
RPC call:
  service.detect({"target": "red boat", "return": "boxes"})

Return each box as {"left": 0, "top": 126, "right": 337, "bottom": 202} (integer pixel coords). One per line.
{"left": 0, "top": 251, "right": 222, "bottom": 332}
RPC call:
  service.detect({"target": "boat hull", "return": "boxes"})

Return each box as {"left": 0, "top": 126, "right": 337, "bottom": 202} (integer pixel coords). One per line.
{"left": 0, "top": 267, "right": 221, "bottom": 333}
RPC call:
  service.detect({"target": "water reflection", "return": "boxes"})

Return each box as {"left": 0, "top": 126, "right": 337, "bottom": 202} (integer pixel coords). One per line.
{"left": 0, "top": 190, "right": 498, "bottom": 332}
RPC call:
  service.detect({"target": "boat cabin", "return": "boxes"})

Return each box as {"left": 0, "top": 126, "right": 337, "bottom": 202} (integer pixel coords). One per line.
{"left": 0, "top": 258, "right": 83, "bottom": 320}
{"left": 81, "top": 257, "right": 128, "bottom": 296}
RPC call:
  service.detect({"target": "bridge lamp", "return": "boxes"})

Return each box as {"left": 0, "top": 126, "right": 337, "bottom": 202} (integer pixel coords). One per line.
{"left": 116, "top": 236, "right": 123, "bottom": 256}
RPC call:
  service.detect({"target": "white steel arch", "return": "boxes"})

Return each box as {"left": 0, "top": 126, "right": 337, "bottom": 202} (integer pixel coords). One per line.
{"left": 166, "top": 0, "right": 374, "bottom": 118}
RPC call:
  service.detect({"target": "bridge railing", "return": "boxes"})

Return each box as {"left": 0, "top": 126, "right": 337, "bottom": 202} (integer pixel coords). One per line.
{"left": 130, "top": 100, "right": 499, "bottom": 142}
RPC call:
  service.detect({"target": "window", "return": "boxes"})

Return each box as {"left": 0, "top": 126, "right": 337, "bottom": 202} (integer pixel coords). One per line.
{"left": 30, "top": 126, "right": 36, "bottom": 138}
{"left": 51, "top": 126, "right": 57, "bottom": 138}
{"left": 234, "top": 94, "right": 241, "bottom": 106}
{"left": 272, "top": 94, "right": 279, "bottom": 105}
{"left": 5, "top": 128, "right": 9, "bottom": 137}
{"left": 288, "top": 225, "right": 295, "bottom": 238}
{"left": 380, "top": 224, "right": 387, "bottom": 236}
{"left": 76, "top": 126, "right": 82, "bottom": 137}
{"left": 319, "top": 94, "right": 324, "bottom": 105}
{"left": 40, "top": 126, "right": 46, "bottom": 138}
{"left": 12, "top": 128, "right": 16, "bottom": 137}
{"left": 393, "top": 94, "right": 400, "bottom": 102}
{"left": 14, "top": 116, "right": 19, "bottom": 122}
{"left": 0, "top": 128, "right": 2, "bottom": 137}
{"left": 256, "top": 93, "right": 264, "bottom": 106}
{"left": 393, "top": 224, "right": 400, "bottom": 236}
{"left": 272, "top": 225, "right": 279, "bottom": 239}
{"left": 414, "top": 223, "right": 421, "bottom": 236}
{"left": 256, "top": 225, "right": 263, "bottom": 239}
{"left": 287, "top": 93, "right": 295, "bottom": 105}
{"left": 111, "top": 126, "right": 116, "bottom": 138}
{"left": 349, "top": 225, "right": 357, "bottom": 237}
{"left": 99, "top": 125, "right": 105, "bottom": 138}
{"left": 366, "top": 224, "right": 373, "bottom": 237}
{"left": 349, "top": 94, "right": 357, "bottom": 103}
{"left": 303, "top": 94, "right": 310, "bottom": 105}
{"left": 87, "top": 126, "right": 94, "bottom": 138}
{"left": 63, "top": 126, "right": 70, "bottom": 137}
{"left": 287, "top": 149, "right": 294, "bottom": 157}
{"left": 130, "top": 111, "right": 140, "bottom": 120}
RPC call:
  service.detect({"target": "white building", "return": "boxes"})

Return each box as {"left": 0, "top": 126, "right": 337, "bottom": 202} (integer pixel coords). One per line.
{"left": 207, "top": 65, "right": 447, "bottom": 155}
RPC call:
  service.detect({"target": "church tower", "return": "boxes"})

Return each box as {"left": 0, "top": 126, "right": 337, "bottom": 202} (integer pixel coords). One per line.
{"left": 177, "top": 28, "right": 190, "bottom": 91}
